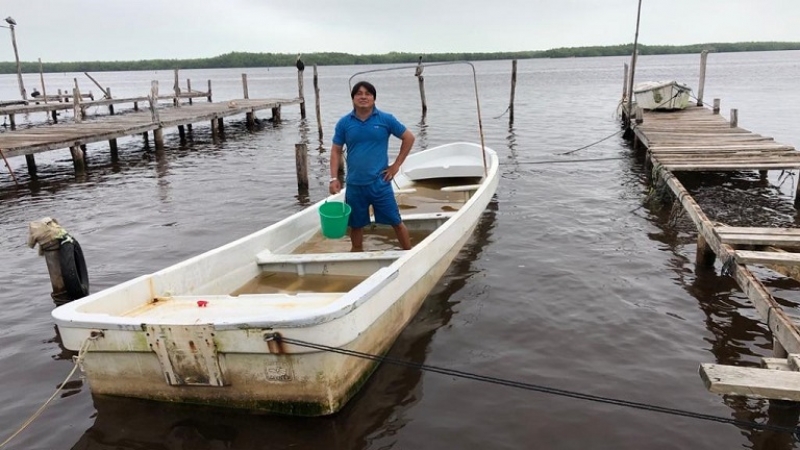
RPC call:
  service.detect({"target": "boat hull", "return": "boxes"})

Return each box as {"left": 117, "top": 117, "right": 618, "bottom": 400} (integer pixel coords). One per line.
{"left": 53, "top": 142, "right": 499, "bottom": 415}
{"left": 633, "top": 81, "right": 692, "bottom": 110}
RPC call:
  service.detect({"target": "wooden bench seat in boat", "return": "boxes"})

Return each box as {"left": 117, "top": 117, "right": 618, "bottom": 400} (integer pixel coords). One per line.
{"left": 256, "top": 249, "right": 407, "bottom": 276}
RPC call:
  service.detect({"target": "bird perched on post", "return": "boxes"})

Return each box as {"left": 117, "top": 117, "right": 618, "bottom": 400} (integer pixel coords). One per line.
{"left": 295, "top": 54, "right": 305, "bottom": 72}
{"left": 4, "top": 16, "right": 16, "bottom": 26}
{"left": 414, "top": 56, "right": 423, "bottom": 77}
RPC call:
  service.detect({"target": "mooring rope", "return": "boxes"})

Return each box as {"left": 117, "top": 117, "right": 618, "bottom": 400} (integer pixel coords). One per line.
{"left": 272, "top": 335, "right": 800, "bottom": 437}
{"left": 0, "top": 334, "right": 100, "bottom": 449}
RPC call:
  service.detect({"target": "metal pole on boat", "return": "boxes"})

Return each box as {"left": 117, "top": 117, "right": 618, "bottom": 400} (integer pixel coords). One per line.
{"left": 626, "top": 0, "right": 643, "bottom": 127}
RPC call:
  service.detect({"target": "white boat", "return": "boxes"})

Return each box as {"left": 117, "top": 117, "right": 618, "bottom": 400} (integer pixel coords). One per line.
{"left": 633, "top": 80, "right": 693, "bottom": 110}
{"left": 52, "top": 141, "right": 499, "bottom": 416}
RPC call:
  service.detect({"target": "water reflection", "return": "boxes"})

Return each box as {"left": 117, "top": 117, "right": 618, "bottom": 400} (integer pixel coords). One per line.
{"left": 69, "top": 200, "right": 498, "bottom": 450}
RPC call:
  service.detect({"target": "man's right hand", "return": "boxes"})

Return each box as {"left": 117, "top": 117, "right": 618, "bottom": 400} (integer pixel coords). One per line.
{"left": 329, "top": 179, "right": 342, "bottom": 195}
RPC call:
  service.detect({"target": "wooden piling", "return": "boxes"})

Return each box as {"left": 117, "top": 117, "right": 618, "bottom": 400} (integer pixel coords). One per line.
{"left": 153, "top": 128, "right": 164, "bottom": 151}
{"left": 38, "top": 58, "right": 48, "bottom": 105}
{"left": 272, "top": 106, "right": 281, "bottom": 123}
{"left": 313, "top": 65, "right": 323, "bottom": 140}
{"left": 295, "top": 143, "right": 309, "bottom": 192}
{"left": 173, "top": 69, "right": 181, "bottom": 107}
{"left": 730, "top": 109, "right": 738, "bottom": 128}
{"left": 697, "top": 50, "right": 708, "bottom": 107}
{"left": 73, "top": 88, "right": 82, "bottom": 123}
{"left": 297, "top": 68, "right": 306, "bottom": 119}
{"left": 243, "top": 74, "right": 254, "bottom": 127}
{"left": 107, "top": 87, "right": 114, "bottom": 115}
{"left": 713, "top": 98, "right": 720, "bottom": 114}
{"left": 696, "top": 235, "right": 716, "bottom": 267}
{"left": 109, "top": 138, "right": 118, "bottom": 160}
{"left": 217, "top": 117, "right": 224, "bottom": 134}
{"left": 178, "top": 125, "right": 186, "bottom": 142}
{"left": 148, "top": 81, "right": 163, "bottom": 151}
{"left": 187, "top": 79, "right": 193, "bottom": 105}
{"left": 508, "top": 59, "right": 517, "bottom": 125}
{"left": 207, "top": 80, "right": 212, "bottom": 102}
{"left": 70, "top": 145, "right": 86, "bottom": 173}
{"left": 622, "top": 63, "right": 629, "bottom": 101}
{"left": 41, "top": 239, "right": 68, "bottom": 302}
{"left": 142, "top": 132, "right": 149, "bottom": 147}
{"left": 9, "top": 114, "right": 15, "bottom": 130}
{"left": 25, "top": 154, "right": 37, "bottom": 178}
{"left": 635, "top": 105, "right": 643, "bottom": 124}
{"left": 415, "top": 57, "right": 427, "bottom": 115}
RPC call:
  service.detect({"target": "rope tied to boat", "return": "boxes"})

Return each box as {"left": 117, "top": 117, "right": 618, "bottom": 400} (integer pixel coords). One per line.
{"left": 0, "top": 332, "right": 103, "bottom": 449}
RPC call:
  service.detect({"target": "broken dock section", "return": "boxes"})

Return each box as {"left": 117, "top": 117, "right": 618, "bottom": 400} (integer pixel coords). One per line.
{"left": 622, "top": 74, "right": 800, "bottom": 402}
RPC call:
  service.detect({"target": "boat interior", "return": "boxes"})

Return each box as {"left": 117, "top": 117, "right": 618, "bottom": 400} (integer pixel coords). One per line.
{"left": 241, "top": 177, "right": 482, "bottom": 295}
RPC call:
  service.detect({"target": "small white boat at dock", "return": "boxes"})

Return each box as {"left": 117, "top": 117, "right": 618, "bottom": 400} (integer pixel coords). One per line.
{"left": 633, "top": 80, "right": 693, "bottom": 110}
{"left": 52, "top": 142, "right": 499, "bottom": 416}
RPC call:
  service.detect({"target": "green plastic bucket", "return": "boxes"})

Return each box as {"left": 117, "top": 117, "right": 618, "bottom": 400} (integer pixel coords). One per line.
{"left": 318, "top": 201, "right": 352, "bottom": 239}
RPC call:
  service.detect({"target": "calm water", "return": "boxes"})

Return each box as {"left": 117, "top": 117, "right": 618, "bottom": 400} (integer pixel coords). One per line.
{"left": 2, "top": 51, "right": 800, "bottom": 449}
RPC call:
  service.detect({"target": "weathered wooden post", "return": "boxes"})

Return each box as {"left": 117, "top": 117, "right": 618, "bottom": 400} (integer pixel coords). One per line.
{"left": 696, "top": 235, "right": 716, "bottom": 267}
{"left": 271, "top": 106, "right": 281, "bottom": 123}
{"left": 0, "top": 148, "right": 20, "bottom": 186}
{"left": 697, "top": 50, "right": 708, "bottom": 107}
{"left": 295, "top": 143, "right": 309, "bottom": 193}
{"left": 415, "top": 56, "right": 427, "bottom": 115}
{"left": 72, "top": 87, "right": 82, "bottom": 123}
{"left": 8, "top": 21, "right": 26, "bottom": 100}
{"left": 713, "top": 98, "right": 720, "bottom": 114}
{"left": 70, "top": 145, "right": 86, "bottom": 174}
{"left": 730, "top": 109, "right": 738, "bottom": 128}
{"left": 38, "top": 58, "right": 48, "bottom": 105}
{"left": 173, "top": 68, "right": 181, "bottom": 107}
{"left": 635, "top": 105, "right": 644, "bottom": 124}
{"left": 107, "top": 87, "right": 114, "bottom": 115}
{"left": 508, "top": 59, "right": 517, "bottom": 125}
{"left": 622, "top": 63, "right": 629, "bottom": 103}
{"left": 243, "top": 73, "right": 254, "bottom": 128}
{"left": 148, "top": 80, "right": 164, "bottom": 151}
{"left": 297, "top": 61, "right": 306, "bottom": 119}
{"left": 8, "top": 114, "right": 14, "bottom": 129}
{"left": 313, "top": 64, "right": 323, "bottom": 140}
{"left": 24, "top": 154, "right": 36, "bottom": 178}
{"left": 207, "top": 80, "right": 213, "bottom": 102}
{"left": 27, "top": 217, "right": 90, "bottom": 304}
{"left": 187, "top": 79, "right": 193, "bottom": 105}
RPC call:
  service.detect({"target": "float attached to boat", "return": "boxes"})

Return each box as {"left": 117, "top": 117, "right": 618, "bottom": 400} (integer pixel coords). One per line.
{"left": 52, "top": 142, "right": 499, "bottom": 416}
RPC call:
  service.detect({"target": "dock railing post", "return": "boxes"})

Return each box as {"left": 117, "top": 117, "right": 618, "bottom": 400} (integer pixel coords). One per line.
{"left": 713, "top": 99, "right": 720, "bottom": 114}
{"left": 508, "top": 59, "right": 517, "bottom": 125}
{"left": 730, "top": 109, "right": 738, "bottom": 128}
{"left": 313, "top": 64, "right": 323, "bottom": 140}
{"left": 295, "top": 143, "right": 309, "bottom": 193}
{"left": 697, "top": 50, "right": 708, "bottom": 107}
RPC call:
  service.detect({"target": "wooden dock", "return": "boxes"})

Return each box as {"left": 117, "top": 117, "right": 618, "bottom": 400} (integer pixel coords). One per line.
{"left": 623, "top": 99, "right": 800, "bottom": 402}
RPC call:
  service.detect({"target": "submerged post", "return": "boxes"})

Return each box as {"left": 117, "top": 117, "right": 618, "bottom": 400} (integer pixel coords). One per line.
{"left": 508, "top": 59, "right": 517, "bottom": 125}
{"left": 697, "top": 50, "right": 708, "bottom": 107}
{"left": 27, "top": 217, "right": 89, "bottom": 304}
{"left": 415, "top": 56, "right": 427, "bottom": 115}
{"left": 295, "top": 143, "right": 309, "bottom": 193}
{"left": 313, "top": 64, "right": 323, "bottom": 140}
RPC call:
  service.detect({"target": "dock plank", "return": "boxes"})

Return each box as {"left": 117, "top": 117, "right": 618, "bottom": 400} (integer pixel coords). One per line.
{"left": 700, "top": 363, "right": 800, "bottom": 401}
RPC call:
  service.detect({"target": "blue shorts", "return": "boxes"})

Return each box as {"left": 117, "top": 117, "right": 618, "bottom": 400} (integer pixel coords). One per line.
{"left": 345, "top": 178, "right": 402, "bottom": 228}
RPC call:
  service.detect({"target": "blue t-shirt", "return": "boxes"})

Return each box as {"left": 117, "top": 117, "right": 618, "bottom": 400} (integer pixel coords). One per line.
{"left": 332, "top": 107, "right": 407, "bottom": 186}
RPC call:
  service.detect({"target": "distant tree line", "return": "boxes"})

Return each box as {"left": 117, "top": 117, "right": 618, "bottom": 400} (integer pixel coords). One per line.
{"left": 0, "top": 42, "right": 798, "bottom": 74}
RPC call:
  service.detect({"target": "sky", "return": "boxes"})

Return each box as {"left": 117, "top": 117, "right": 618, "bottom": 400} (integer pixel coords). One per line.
{"left": 2, "top": 0, "right": 799, "bottom": 63}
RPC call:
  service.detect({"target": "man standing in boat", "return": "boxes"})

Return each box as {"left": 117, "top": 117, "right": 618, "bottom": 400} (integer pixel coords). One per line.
{"left": 329, "top": 81, "right": 414, "bottom": 252}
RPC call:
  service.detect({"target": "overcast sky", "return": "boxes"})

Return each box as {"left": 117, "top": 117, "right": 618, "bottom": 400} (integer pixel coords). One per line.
{"left": 2, "top": 0, "right": 798, "bottom": 62}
